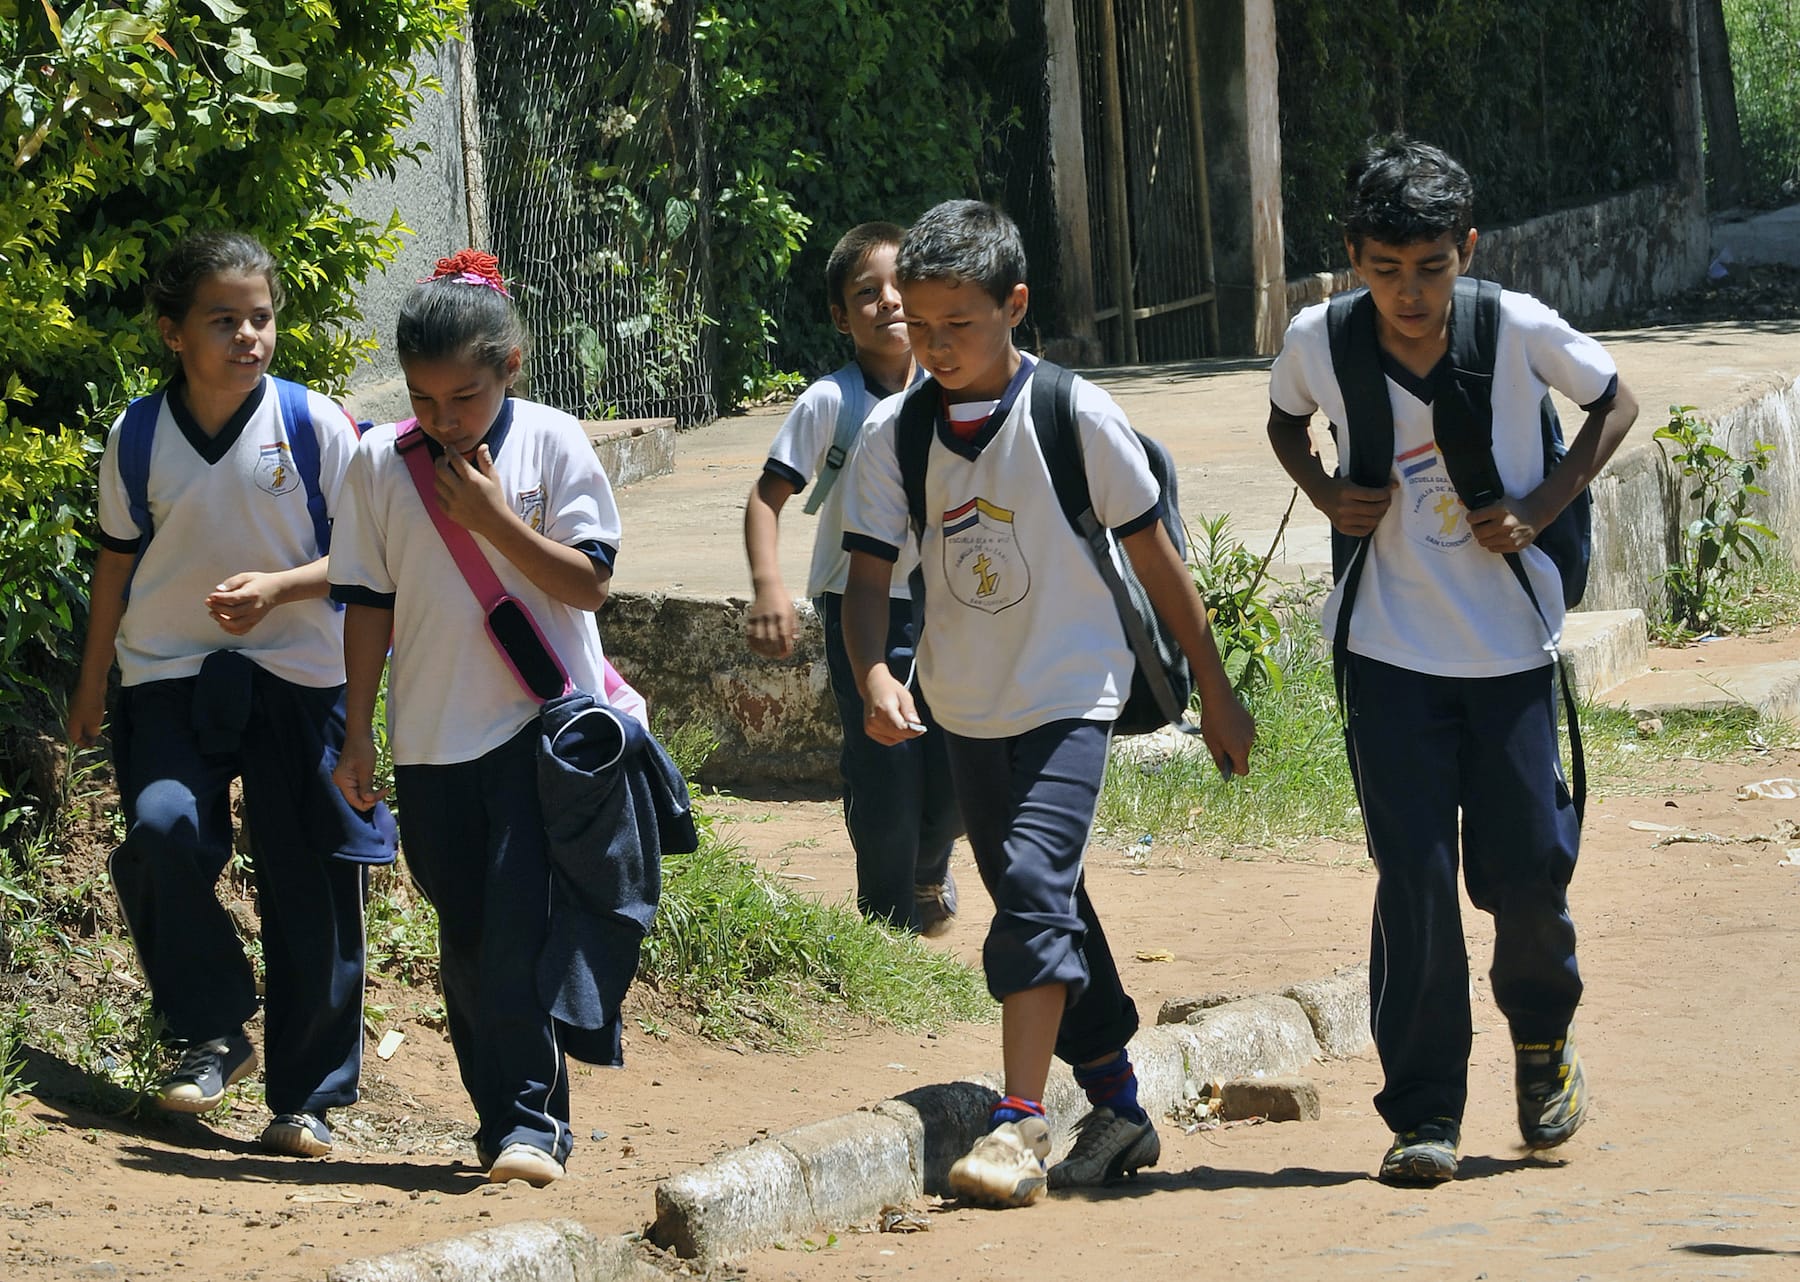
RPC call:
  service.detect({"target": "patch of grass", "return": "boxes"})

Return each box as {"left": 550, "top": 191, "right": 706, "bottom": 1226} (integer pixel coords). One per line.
{"left": 1577, "top": 702, "right": 1785, "bottom": 797}
{"left": 1713, "top": 555, "right": 1800, "bottom": 638}
{"left": 0, "top": 1002, "right": 36, "bottom": 1156}
{"left": 1096, "top": 620, "right": 1360, "bottom": 856}
{"left": 641, "top": 811, "right": 991, "bottom": 1048}
{"left": 365, "top": 866, "right": 441, "bottom": 987}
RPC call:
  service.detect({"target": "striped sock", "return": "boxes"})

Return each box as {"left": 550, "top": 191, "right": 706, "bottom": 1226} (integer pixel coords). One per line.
{"left": 988, "top": 1094, "right": 1046, "bottom": 1129}
{"left": 1074, "top": 1049, "right": 1147, "bottom": 1125}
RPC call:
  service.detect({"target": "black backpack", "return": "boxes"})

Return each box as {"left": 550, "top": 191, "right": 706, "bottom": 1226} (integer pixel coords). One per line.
{"left": 1327, "top": 277, "right": 1586, "bottom": 820}
{"left": 897, "top": 359, "right": 1195, "bottom": 737}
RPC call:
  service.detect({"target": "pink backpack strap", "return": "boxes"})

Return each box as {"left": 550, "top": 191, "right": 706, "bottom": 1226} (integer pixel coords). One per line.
{"left": 397, "top": 419, "right": 508, "bottom": 606}
{"left": 397, "top": 419, "right": 570, "bottom": 701}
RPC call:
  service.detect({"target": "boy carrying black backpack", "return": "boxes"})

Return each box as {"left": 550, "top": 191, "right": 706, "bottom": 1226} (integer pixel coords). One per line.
{"left": 1266, "top": 137, "right": 1639, "bottom": 1186}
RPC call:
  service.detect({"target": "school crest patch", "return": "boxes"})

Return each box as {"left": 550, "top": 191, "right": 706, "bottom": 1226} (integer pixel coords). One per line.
{"left": 254, "top": 442, "right": 301, "bottom": 496}
{"left": 1398, "top": 442, "right": 1471, "bottom": 553}
{"left": 942, "top": 497, "right": 1029, "bottom": 614}
{"left": 516, "top": 486, "right": 546, "bottom": 532}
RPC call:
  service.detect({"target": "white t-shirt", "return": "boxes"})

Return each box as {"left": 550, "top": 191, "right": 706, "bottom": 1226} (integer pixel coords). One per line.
{"left": 96, "top": 378, "right": 356, "bottom": 689}
{"left": 1269, "top": 289, "right": 1618, "bottom": 677}
{"left": 763, "top": 365, "right": 917, "bottom": 599}
{"left": 328, "top": 398, "right": 621, "bottom": 766}
{"left": 842, "top": 361, "right": 1161, "bottom": 738}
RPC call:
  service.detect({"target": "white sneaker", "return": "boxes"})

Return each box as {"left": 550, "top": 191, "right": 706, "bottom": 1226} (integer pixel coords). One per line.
{"left": 1047, "top": 1107, "right": 1160, "bottom": 1188}
{"left": 948, "top": 1116, "right": 1052, "bottom": 1207}
{"left": 488, "top": 1142, "right": 565, "bottom": 1187}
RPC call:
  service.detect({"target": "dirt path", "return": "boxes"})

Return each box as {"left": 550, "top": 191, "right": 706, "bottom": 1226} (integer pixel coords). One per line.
{"left": 6, "top": 636, "right": 1800, "bottom": 1280}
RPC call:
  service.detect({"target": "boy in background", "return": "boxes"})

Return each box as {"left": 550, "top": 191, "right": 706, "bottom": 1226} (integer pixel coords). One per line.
{"left": 743, "top": 222, "right": 960, "bottom": 934}
{"left": 1266, "top": 136, "right": 1637, "bottom": 1185}
{"left": 843, "top": 200, "right": 1254, "bottom": 1204}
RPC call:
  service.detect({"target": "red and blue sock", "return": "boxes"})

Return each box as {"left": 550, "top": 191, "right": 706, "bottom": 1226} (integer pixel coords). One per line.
{"left": 988, "top": 1094, "right": 1046, "bottom": 1130}
{"left": 1074, "top": 1049, "right": 1147, "bottom": 1125}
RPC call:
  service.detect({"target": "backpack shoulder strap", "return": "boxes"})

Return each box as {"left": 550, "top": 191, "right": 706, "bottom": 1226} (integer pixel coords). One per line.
{"left": 1325, "top": 289, "right": 1394, "bottom": 490}
{"left": 1028, "top": 358, "right": 1089, "bottom": 534}
{"left": 116, "top": 391, "right": 164, "bottom": 600}
{"left": 118, "top": 391, "right": 163, "bottom": 545}
{"left": 895, "top": 378, "right": 939, "bottom": 540}
{"left": 800, "top": 364, "right": 866, "bottom": 515}
{"left": 274, "top": 377, "right": 332, "bottom": 557}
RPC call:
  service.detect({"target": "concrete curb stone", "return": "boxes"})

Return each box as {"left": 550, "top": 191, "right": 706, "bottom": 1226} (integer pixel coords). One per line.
{"left": 1281, "top": 964, "right": 1372, "bottom": 1059}
{"left": 327, "top": 1218, "right": 662, "bottom": 1282}
{"left": 651, "top": 982, "right": 1365, "bottom": 1264}
{"left": 336, "top": 970, "right": 1377, "bottom": 1273}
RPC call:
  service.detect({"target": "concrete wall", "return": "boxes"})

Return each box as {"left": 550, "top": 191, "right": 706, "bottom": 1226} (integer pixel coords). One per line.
{"left": 1285, "top": 182, "right": 1711, "bottom": 328}
{"left": 341, "top": 40, "right": 477, "bottom": 426}
{"left": 599, "top": 594, "right": 837, "bottom": 786}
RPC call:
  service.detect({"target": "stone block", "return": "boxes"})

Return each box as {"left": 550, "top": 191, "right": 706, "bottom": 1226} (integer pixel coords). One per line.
{"left": 650, "top": 1140, "right": 812, "bottom": 1262}
{"left": 1158, "top": 993, "right": 1322, "bottom": 1084}
{"left": 1156, "top": 991, "right": 1244, "bottom": 1026}
{"left": 586, "top": 418, "right": 677, "bottom": 488}
{"left": 1281, "top": 964, "right": 1371, "bottom": 1059}
{"left": 328, "top": 1220, "right": 659, "bottom": 1282}
{"left": 1218, "top": 1077, "right": 1321, "bottom": 1122}
{"left": 1561, "top": 609, "right": 1650, "bottom": 701}
{"left": 776, "top": 1112, "right": 920, "bottom": 1228}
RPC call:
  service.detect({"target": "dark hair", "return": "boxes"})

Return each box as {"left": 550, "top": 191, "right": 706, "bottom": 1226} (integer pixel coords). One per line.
{"left": 1342, "top": 135, "right": 1475, "bottom": 253}
{"left": 896, "top": 200, "right": 1027, "bottom": 305}
{"left": 395, "top": 251, "right": 525, "bottom": 376}
{"left": 825, "top": 221, "right": 904, "bottom": 313}
{"left": 145, "top": 231, "right": 284, "bottom": 321}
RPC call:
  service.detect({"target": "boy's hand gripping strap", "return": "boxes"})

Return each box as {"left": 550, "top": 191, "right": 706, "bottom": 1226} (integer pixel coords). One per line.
{"left": 395, "top": 419, "right": 571, "bottom": 702}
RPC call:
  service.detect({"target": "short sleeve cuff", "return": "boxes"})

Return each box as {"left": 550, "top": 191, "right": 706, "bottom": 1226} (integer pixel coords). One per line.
{"left": 576, "top": 538, "right": 617, "bottom": 572}
{"left": 331, "top": 584, "right": 397, "bottom": 609}
{"left": 96, "top": 527, "right": 141, "bottom": 555}
{"left": 1113, "top": 500, "right": 1163, "bottom": 539}
{"left": 842, "top": 532, "right": 900, "bottom": 563}
{"left": 1579, "top": 373, "right": 1619, "bottom": 413}
{"left": 763, "top": 459, "right": 807, "bottom": 491}
{"left": 1269, "top": 400, "right": 1312, "bottom": 429}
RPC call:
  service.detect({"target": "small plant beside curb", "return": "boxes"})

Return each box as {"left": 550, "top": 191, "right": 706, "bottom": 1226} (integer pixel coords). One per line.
{"left": 1654, "top": 405, "right": 1778, "bottom": 636}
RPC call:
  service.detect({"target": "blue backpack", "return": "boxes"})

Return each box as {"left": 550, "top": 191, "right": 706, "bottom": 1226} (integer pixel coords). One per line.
{"left": 117, "top": 377, "right": 334, "bottom": 598}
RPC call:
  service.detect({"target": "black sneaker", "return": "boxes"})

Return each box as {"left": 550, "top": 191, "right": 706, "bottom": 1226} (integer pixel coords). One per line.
{"left": 261, "top": 1111, "right": 332, "bottom": 1158}
{"left": 1047, "top": 1106, "right": 1161, "bottom": 1189}
{"left": 1516, "top": 1032, "right": 1588, "bottom": 1150}
{"left": 913, "top": 870, "right": 958, "bottom": 937}
{"left": 154, "top": 1035, "right": 258, "bottom": 1114}
{"left": 1378, "top": 1116, "right": 1460, "bottom": 1186}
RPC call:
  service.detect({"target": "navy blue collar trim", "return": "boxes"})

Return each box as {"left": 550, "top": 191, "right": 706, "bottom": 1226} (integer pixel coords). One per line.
{"left": 936, "top": 354, "right": 1036, "bottom": 461}
{"left": 1378, "top": 349, "right": 1444, "bottom": 406}
{"left": 169, "top": 374, "right": 267, "bottom": 465}
{"left": 420, "top": 396, "right": 517, "bottom": 461}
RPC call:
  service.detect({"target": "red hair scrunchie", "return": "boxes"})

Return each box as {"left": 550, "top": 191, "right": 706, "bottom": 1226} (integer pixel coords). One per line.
{"left": 420, "top": 249, "right": 511, "bottom": 297}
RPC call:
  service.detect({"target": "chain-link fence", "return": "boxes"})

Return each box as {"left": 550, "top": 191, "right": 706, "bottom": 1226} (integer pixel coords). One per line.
{"left": 471, "top": 0, "right": 715, "bottom": 425}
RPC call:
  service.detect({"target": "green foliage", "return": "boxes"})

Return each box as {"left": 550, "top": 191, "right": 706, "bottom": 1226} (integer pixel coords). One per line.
{"left": 0, "top": 1002, "right": 35, "bottom": 1155}
{"left": 1188, "top": 513, "right": 1287, "bottom": 695}
{"left": 1722, "top": 0, "right": 1800, "bottom": 206}
{"left": 641, "top": 809, "right": 990, "bottom": 1047}
{"left": 695, "top": 1, "right": 1018, "bottom": 400}
{"left": 1097, "top": 613, "right": 1359, "bottom": 854}
{"left": 1275, "top": 0, "right": 1683, "bottom": 273}
{"left": 0, "top": 0, "right": 464, "bottom": 851}
{"left": 1654, "top": 405, "right": 1778, "bottom": 636}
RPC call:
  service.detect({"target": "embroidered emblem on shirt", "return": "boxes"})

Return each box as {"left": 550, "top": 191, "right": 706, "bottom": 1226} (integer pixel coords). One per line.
{"left": 254, "top": 442, "right": 300, "bottom": 496}
{"left": 516, "top": 486, "right": 546, "bottom": 532}
{"left": 1399, "top": 442, "right": 1471, "bottom": 553}
{"left": 942, "top": 497, "right": 1028, "bottom": 613}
